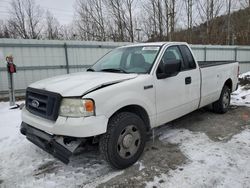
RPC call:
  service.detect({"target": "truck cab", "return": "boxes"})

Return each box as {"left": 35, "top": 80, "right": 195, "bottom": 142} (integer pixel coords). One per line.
{"left": 20, "top": 42, "right": 238, "bottom": 169}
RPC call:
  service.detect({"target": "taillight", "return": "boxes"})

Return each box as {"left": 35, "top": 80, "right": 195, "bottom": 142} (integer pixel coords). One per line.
{"left": 237, "top": 66, "right": 240, "bottom": 77}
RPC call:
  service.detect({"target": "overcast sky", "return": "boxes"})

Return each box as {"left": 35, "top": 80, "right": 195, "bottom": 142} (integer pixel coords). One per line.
{"left": 0, "top": 0, "right": 76, "bottom": 25}
{"left": 0, "top": 0, "right": 244, "bottom": 28}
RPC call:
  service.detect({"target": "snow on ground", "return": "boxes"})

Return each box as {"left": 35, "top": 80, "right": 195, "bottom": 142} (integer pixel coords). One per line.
{"left": 231, "top": 71, "right": 250, "bottom": 107}
{"left": 0, "top": 102, "right": 122, "bottom": 188}
{"left": 146, "top": 72, "right": 250, "bottom": 188}
{"left": 239, "top": 71, "right": 250, "bottom": 79}
{"left": 146, "top": 129, "right": 250, "bottom": 188}
{"left": 231, "top": 85, "right": 250, "bottom": 107}
{"left": 1, "top": 72, "right": 250, "bottom": 188}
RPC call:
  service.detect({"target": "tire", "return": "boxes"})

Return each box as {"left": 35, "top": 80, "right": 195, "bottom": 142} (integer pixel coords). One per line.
{"left": 99, "top": 112, "right": 147, "bottom": 169}
{"left": 212, "top": 85, "right": 231, "bottom": 114}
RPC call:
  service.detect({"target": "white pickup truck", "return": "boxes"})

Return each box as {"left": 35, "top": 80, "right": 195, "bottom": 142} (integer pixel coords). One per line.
{"left": 20, "top": 42, "right": 239, "bottom": 169}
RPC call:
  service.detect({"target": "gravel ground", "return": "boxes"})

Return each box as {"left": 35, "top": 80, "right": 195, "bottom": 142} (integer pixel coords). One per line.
{"left": 98, "top": 106, "right": 250, "bottom": 188}
{"left": 2, "top": 71, "right": 250, "bottom": 188}
{"left": 1, "top": 104, "right": 250, "bottom": 188}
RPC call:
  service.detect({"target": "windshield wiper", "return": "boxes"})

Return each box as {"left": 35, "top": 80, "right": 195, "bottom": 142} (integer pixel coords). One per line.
{"left": 86, "top": 68, "right": 95, "bottom": 72}
{"left": 100, "top": 68, "right": 128, "bottom": 74}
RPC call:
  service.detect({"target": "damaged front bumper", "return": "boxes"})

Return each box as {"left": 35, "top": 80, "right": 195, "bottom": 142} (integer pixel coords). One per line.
{"left": 20, "top": 122, "right": 82, "bottom": 164}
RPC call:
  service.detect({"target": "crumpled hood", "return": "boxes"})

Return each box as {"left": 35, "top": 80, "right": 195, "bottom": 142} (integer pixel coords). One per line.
{"left": 29, "top": 72, "right": 138, "bottom": 97}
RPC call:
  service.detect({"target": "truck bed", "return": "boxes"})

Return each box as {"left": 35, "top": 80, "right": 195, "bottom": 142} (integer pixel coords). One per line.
{"left": 198, "top": 61, "right": 237, "bottom": 68}
{"left": 198, "top": 60, "right": 238, "bottom": 108}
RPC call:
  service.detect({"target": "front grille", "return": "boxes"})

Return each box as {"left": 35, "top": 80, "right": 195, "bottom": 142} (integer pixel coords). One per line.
{"left": 26, "top": 87, "right": 62, "bottom": 121}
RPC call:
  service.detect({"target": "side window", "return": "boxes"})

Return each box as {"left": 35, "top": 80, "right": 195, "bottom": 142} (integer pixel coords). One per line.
{"left": 162, "top": 46, "right": 183, "bottom": 64}
{"left": 157, "top": 46, "right": 184, "bottom": 74}
{"left": 180, "top": 45, "right": 196, "bottom": 69}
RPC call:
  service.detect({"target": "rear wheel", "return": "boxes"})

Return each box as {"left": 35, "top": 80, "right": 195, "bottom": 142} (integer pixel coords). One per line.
{"left": 99, "top": 112, "right": 146, "bottom": 169}
{"left": 213, "top": 85, "right": 231, "bottom": 114}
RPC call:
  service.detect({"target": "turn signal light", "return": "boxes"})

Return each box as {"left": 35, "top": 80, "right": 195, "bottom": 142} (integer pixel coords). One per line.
{"left": 84, "top": 100, "right": 94, "bottom": 112}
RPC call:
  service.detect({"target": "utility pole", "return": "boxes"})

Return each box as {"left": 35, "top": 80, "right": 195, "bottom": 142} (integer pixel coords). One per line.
{"left": 187, "top": 0, "right": 193, "bottom": 42}
{"left": 206, "top": 0, "right": 210, "bottom": 43}
{"left": 248, "top": 19, "right": 250, "bottom": 44}
{"left": 165, "top": 0, "right": 170, "bottom": 41}
{"left": 227, "top": 0, "right": 232, "bottom": 45}
{"left": 170, "top": 0, "right": 175, "bottom": 40}
{"left": 210, "top": 0, "right": 214, "bottom": 20}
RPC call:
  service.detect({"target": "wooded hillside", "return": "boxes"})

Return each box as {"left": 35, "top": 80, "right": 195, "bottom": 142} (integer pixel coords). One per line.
{"left": 171, "top": 7, "right": 250, "bottom": 45}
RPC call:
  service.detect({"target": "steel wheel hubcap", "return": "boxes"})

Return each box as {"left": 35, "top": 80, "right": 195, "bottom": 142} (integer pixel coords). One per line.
{"left": 223, "top": 91, "right": 230, "bottom": 108}
{"left": 123, "top": 134, "right": 133, "bottom": 148}
{"left": 117, "top": 125, "right": 141, "bottom": 159}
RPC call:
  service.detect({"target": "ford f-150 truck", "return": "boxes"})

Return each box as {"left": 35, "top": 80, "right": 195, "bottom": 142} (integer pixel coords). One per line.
{"left": 20, "top": 42, "right": 239, "bottom": 169}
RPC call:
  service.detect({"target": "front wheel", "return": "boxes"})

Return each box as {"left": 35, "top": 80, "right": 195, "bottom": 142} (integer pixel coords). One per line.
{"left": 99, "top": 112, "right": 146, "bottom": 169}
{"left": 213, "top": 85, "right": 231, "bottom": 114}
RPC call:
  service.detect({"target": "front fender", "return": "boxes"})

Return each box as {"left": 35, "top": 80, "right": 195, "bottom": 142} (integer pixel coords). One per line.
{"left": 84, "top": 75, "right": 157, "bottom": 127}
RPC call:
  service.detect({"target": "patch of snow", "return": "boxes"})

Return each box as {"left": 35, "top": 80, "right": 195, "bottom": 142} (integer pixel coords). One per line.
{"left": 136, "top": 162, "right": 145, "bottom": 171}
{"left": 239, "top": 71, "right": 250, "bottom": 79}
{"left": 1, "top": 71, "right": 250, "bottom": 188}
{"left": 146, "top": 129, "right": 250, "bottom": 188}
{"left": 231, "top": 72, "right": 250, "bottom": 107}
{"left": 84, "top": 170, "right": 124, "bottom": 188}
{"left": 0, "top": 102, "right": 123, "bottom": 188}
{"left": 231, "top": 85, "right": 250, "bottom": 107}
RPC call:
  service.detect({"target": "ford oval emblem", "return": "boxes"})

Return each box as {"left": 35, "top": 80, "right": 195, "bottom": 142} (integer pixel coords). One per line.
{"left": 31, "top": 100, "right": 40, "bottom": 108}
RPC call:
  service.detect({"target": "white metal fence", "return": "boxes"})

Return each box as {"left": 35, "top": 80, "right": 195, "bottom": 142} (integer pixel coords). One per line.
{"left": 0, "top": 39, "right": 250, "bottom": 98}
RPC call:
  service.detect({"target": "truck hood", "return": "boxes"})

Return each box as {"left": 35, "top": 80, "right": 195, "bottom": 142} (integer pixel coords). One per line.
{"left": 29, "top": 72, "right": 138, "bottom": 97}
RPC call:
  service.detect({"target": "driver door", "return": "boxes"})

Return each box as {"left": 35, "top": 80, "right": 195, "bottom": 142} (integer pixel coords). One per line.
{"left": 155, "top": 45, "right": 200, "bottom": 126}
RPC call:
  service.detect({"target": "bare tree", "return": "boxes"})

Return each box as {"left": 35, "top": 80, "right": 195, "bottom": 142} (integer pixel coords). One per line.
{"left": 156, "top": 0, "right": 163, "bottom": 39}
{"left": 0, "top": 20, "right": 4, "bottom": 38}
{"left": 8, "top": 0, "right": 43, "bottom": 39}
{"left": 8, "top": 0, "right": 28, "bottom": 38}
{"left": 125, "top": 0, "right": 135, "bottom": 42}
{"left": 239, "top": 0, "right": 250, "bottom": 8}
{"left": 196, "top": 0, "right": 223, "bottom": 43}
{"left": 185, "top": 0, "right": 193, "bottom": 42}
{"left": 0, "top": 20, "right": 10, "bottom": 38}
{"left": 141, "top": 0, "right": 178, "bottom": 41}
{"left": 164, "top": 0, "right": 170, "bottom": 40}
{"left": 25, "top": 0, "right": 43, "bottom": 38}
{"left": 142, "top": 0, "right": 158, "bottom": 38}
{"left": 45, "top": 11, "right": 60, "bottom": 40}
{"left": 169, "top": 0, "right": 176, "bottom": 39}
{"left": 105, "top": 0, "right": 126, "bottom": 41}
{"left": 142, "top": 0, "right": 165, "bottom": 40}
{"left": 226, "top": 0, "right": 232, "bottom": 45}
{"left": 60, "top": 25, "right": 76, "bottom": 40}
{"left": 76, "top": 0, "right": 107, "bottom": 41}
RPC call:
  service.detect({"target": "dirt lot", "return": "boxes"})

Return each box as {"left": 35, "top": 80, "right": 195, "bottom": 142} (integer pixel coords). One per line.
{"left": 1, "top": 104, "right": 250, "bottom": 188}
{"left": 96, "top": 106, "right": 250, "bottom": 188}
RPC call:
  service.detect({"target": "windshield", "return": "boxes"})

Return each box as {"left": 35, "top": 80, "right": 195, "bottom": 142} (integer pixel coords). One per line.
{"left": 90, "top": 46, "right": 161, "bottom": 74}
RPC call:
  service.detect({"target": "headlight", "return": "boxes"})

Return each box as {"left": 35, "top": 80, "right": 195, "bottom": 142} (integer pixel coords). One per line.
{"left": 59, "top": 98, "right": 95, "bottom": 117}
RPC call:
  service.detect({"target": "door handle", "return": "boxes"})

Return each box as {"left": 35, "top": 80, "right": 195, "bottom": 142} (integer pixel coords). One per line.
{"left": 185, "top": 77, "right": 191, "bottom": 85}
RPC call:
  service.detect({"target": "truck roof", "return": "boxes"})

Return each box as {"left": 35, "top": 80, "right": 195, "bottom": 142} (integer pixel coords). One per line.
{"left": 123, "top": 41, "right": 188, "bottom": 48}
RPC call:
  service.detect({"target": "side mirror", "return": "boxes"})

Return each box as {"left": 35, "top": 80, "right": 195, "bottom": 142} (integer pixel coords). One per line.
{"left": 157, "top": 59, "right": 181, "bottom": 79}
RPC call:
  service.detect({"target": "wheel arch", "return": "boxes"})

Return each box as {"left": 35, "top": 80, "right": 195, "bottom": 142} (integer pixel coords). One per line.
{"left": 109, "top": 105, "right": 151, "bottom": 132}
{"left": 224, "top": 78, "right": 233, "bottom": 92}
